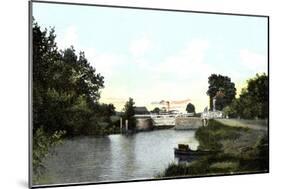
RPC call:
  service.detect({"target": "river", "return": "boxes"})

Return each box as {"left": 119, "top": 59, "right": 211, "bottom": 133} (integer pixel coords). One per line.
{"left": 41, "top": 129, "right": 199, "bottom": 185}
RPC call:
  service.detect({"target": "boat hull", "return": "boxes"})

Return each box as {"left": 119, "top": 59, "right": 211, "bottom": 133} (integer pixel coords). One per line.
{"left": 174, "top": 148, "right": 214, "bottom": 156}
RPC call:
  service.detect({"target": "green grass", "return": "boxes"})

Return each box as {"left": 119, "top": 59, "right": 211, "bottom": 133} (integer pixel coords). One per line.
{"left": 158, "top": 119, "right": 268, "bottom": 178}
{"left": 195, "top": 119, "right": 249, "bottom": 151}
{"left": 156, "top": 163, "right": 189, "bottom": 178}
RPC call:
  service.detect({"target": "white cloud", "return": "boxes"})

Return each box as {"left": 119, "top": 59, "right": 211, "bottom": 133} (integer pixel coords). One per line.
{"left": 161, "top": 39, "right": 213, "bottom": 78}
{"left": 82, "top": 38, "right": 213, "bottom": 112}
{"left": 57, "top": 25, "right": 79, "bottom": 49}
{"left": 129, "top": 35, "right": 153, "bottom": 57}
{"left": 56, "top": 27, "right": 122, "bottom": 81}
{"left": 239, "top": 49, "right": 267, "bottom": 74}
{"left": 123, "top": 39, "right": 213, "bottom": 112}
{"left": 84, "top": 48, "right": 128, "bottom": 81}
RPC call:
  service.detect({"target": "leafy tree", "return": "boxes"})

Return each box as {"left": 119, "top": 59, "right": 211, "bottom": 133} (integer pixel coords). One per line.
{"left": 186, "top": 103, "right": 195, "bottom": 113}
{"left": 32, "top": 21, "right": 109, "bottom": 179}
{"left": 123, "top": 97, "right": 136, "bottom": 130}
{"left": 238, "top": 73, "right": 268, "bottom": 119}
{"left": 222, "top": 99, "right": 239, "bottom": 118}
{"left": 207, "top": 74, "right": 236, "bottom": 111}
{"left": 33, "top": 21, "right": 105, "bottom": 136}
{"left": 245, "top": 73, "right": 268, "bottom": 118}
{"left": 97, "top": 103, "right": 116, "bottom": 117}
{"left": 151, "top": 107, "right": 160, "bottom": 114}
{"left": 223, "top": 73, "right": 268, "bottom": 119}
{"left": 106, "top": 103, "right": 116, "bottom": 116}
{"left": 33, "top": 23, "right": 61, "bottom": 133}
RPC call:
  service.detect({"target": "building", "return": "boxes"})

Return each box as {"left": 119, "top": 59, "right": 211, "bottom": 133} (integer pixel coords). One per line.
{"left": 134, "top": 106, "right": 150, "bottom": 115}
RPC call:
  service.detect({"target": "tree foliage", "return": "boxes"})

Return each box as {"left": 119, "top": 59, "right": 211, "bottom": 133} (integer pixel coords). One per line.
{"left": 32, "top": 21, "right": 117, "bottom": 179}
{"left": 186, "top": 103, "right": 195, "bottom": 113}
{"left": 223, "top": 73, "right": 268, "bottom": 119}
{"left": 123, "top": 97, "right": 136, "bottom": 130}
{"left": 33, "top": 22, "right": 106, "bottom": 136}
{"left": 207, "top": 74, "right": 236, "bottom": 111}
{"left": 151, "top": 107, "right": 160, "bottom": 114}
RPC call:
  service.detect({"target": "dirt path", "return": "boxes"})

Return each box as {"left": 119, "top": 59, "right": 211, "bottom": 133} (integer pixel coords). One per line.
{"left": 215, "top": 119, "right": 268, "bottom": 131}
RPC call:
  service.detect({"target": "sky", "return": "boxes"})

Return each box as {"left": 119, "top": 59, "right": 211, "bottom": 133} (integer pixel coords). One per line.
{"left": 33, "top": 2, "right": 268, "bottom": 112}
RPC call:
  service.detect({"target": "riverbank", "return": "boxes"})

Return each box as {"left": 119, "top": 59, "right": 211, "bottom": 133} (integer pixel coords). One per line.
{"left": 215, "top": 119, "right": 268, "bottom": 131}
{"left": 158, "top": 119, "right": 268, "bottom": 178}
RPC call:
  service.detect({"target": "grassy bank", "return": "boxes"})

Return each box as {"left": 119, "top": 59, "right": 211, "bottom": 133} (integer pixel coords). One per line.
{"left": 158, "top": 119, "right": 268, "bottom": 178}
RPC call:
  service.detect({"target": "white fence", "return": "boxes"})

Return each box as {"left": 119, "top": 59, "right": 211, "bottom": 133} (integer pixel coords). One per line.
{"left": 201, "top": 111, "right": 224, "bottom": 119}
{"left": 176, "top": 113, "right": 195, "bottom": 118}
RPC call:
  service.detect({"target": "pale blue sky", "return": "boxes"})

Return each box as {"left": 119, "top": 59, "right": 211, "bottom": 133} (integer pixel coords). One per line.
{"left": 33, "top": 2, "right": 268, "bottom": 112}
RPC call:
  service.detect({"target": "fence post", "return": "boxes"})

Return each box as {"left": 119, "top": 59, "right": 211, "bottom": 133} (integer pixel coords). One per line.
{"left": 120, "top": 117, "right": 123, "bottom": 133}
{"left": 125, "top": 119, "right": 128, "bottom": 132}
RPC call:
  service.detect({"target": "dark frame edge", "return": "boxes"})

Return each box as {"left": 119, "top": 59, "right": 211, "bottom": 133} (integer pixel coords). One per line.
{"left": 31, "top": 170, "right": 268, "bottom": 189}
{"left": 267, "top": 16, "right": 270, "bottom": 173}
{"left": 28, "top": 0, "right": 33, "bottom": 188}
{"left": 31, "top": 0, "right": 269, "bottom": 18}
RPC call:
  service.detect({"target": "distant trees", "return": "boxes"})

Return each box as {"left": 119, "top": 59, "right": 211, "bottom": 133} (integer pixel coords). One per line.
{"left": 123, "top": 97, "right": 136, "bottom": 130}
{"left": 186, "top": 103, "right": 195, "bottom": 113}
{"left": 207, "top": 74, "right": 236, "bottom": 111}
{"left": 223, "top": 73, "right": 268, "bottom": 119}
{"left": 151, "top": 107, "right": 160, "bottom": 114}
{"left": 98, "top": 103, "right": 116, "bottom": 117}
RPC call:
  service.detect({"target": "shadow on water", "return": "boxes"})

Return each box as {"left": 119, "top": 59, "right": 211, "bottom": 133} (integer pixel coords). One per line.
{"left": 174, "top": 154, "right": 199, "bottom": 164}
{"left": 40, "top": 129, "right": 199, "bottom": 185}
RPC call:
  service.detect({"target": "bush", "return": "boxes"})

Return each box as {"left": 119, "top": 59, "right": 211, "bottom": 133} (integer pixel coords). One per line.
{"left": 161, "top": 163, "right": 189, "bottom": 177}
{"left": 33, "top": 128, "right": 65, "bottom": 183}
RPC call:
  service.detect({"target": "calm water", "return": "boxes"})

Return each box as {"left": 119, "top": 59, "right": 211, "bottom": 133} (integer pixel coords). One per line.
{"left": 42, "top": 129, "right": 199, "bottom": 184}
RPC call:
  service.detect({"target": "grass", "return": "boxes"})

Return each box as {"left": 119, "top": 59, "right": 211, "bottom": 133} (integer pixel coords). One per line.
{"left": 156, "top": 163, "right": 190, "bottom": 178}
{"left": 158, "top": 119, "right": 268, "bottom": 178}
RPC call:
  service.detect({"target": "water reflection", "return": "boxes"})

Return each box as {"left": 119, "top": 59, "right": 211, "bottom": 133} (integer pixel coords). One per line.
{"left": 174, "top": 154, "right": 199, "bottom": 163}
{"left": 42, "top": 129, "right": 199, "bottom": 184}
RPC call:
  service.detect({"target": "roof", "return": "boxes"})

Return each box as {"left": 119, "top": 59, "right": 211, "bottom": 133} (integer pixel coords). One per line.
{"left": 134, "top": 106, "right": 149, "bottom": 114}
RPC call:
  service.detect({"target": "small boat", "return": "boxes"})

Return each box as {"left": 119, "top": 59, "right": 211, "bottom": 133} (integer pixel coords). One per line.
{"left": 174, "top": 144, "right": 215, "bottom": 156}
{"left": 174, "top": 148, "right": 212, "bottom": 156}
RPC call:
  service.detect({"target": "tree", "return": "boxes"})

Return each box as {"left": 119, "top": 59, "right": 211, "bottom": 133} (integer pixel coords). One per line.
{"left": 33, "top": 21, "right": 105, "bottom": 136}
{"left": 106, "top": 103, "right": 116, "bottom": 116}
{"left": 33, "top": 22, "right": 61, "bottom": 133}
{"left": 186, "top": 103, "right": 195, "bottom": 113}
{"left": 151, "top": 107, "right": 160, "bottom": 114}
{"left": 32, "top": 20, "right": 109, "bottom": 181}
{"left": 98, "top": 103, "right": 116, "bottom": 117}
{"left": 32, "top": 23, "right": 67, "bottom": 179}
{"left": 245, "top": 73, "right": 268, "bottom": 118}
{"left": 237, "top": 73, "right": 268, "bottom": 119}
{"left": 123, "top": 97, "right": 136, "bottom": 130}
{"left": 222, "top": 99, "right": 239, "bottom": 118}
{"left": 223, "top": 73, "right": 268, "bottom": 119}
{"left": 207, "top": 74, "right": 236, "bottom": 111}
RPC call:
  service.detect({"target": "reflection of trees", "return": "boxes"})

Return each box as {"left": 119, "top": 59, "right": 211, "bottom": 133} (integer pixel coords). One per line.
{"left": 42, "top": 136, "right": 112, "bottom": 183}
{"left": 108, "top": 135, "right": 137, "bottom": 180}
